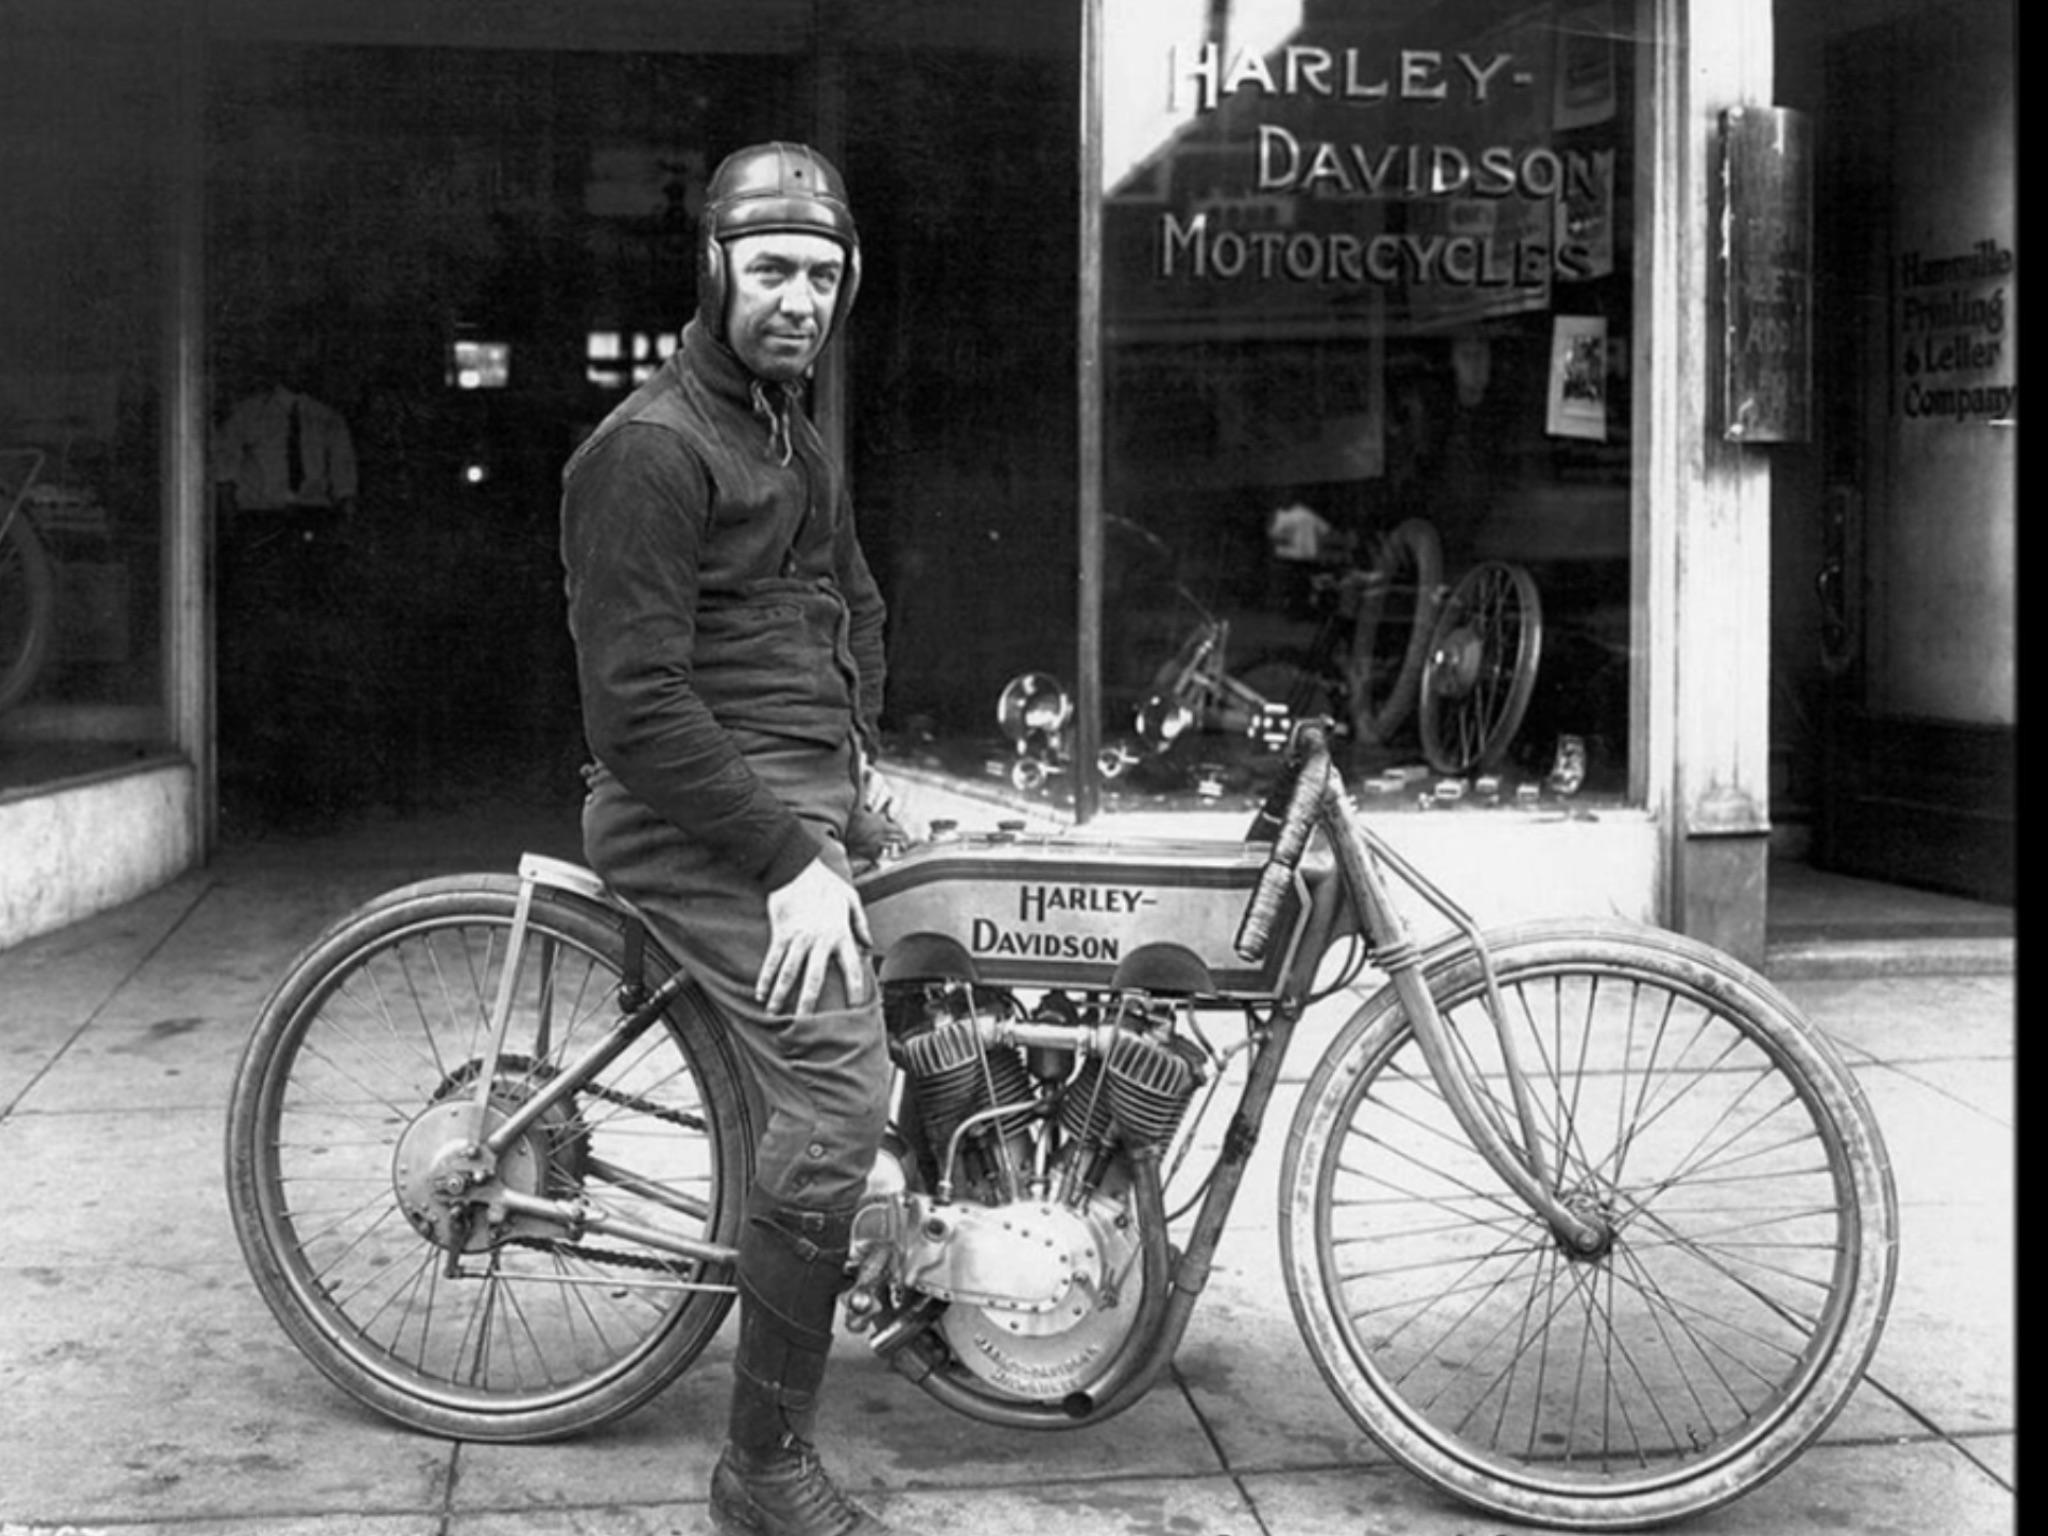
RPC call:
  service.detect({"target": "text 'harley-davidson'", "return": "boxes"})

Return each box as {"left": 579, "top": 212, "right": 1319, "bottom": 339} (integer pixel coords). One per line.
{"left": 224, "top": 723, "right": 1896, "bottom": 1531}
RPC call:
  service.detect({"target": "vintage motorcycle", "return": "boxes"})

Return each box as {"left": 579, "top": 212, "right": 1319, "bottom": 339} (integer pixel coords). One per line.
{"left": 224, "top": 722, "right": 1896, "bottom": 1530}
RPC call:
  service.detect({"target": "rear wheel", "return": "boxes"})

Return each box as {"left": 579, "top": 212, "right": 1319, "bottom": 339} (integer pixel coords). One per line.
{"left": 225, "top": 876, "right": 753, "bottom": 1441}
{"left": 1282, "top": 922, "right": 1897, "bottom": 1529}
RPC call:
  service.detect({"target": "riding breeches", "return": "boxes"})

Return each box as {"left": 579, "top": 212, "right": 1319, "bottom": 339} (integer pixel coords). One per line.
{"left": 581, "top": 737, "right": 889, "bottom": 1211}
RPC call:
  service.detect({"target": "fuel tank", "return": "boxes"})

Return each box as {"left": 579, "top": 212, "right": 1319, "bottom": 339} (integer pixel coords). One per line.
{"left": 856, "top": 830, "right": 1304, "bottom": 997}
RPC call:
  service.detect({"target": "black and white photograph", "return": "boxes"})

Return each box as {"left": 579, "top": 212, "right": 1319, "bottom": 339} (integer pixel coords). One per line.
{"left": 1, "top": 2, "right": 2013, "bottom": 1533}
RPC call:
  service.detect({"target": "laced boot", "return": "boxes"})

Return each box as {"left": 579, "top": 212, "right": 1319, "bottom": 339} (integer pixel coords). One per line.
{"left": 710, "top": 1441, "right": 897, "bottom": 1536}
{"left": 708, "top": 1194, "right": 904, "bottom": 1536}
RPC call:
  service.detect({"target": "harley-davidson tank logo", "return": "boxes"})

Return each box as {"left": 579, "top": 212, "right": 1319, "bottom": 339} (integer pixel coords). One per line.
{"left": 1016, "top": 883, "right": 1152, "bottom": 919}
{"left": 968, "top": 919, "right": 1121, "bottom": 960}
{"left": 968, "top": 883, "right": 1154, "bottom": 960}
{"left": 859, "top": 840, "right": 1289, "bottom": 994}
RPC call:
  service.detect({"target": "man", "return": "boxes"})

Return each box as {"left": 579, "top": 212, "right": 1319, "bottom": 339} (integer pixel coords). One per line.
{"left": 559, "top": 142, "right": 906, "bottom": 1536}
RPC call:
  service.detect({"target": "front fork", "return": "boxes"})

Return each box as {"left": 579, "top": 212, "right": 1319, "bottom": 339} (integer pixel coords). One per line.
{"left": 1319, "top": 795, "right": 1610, "bottom": 1258}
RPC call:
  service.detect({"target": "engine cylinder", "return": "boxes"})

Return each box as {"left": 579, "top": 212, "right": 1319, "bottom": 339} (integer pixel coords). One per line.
{"left": 898, "top": 1018, "right": 985, "bottom": 1129}
{"left": 900, "top": 1017, "right": 1036, "bottom": 1156}
{"left": 1057, "top": 1057, "right": 1115, "bottom": 1145}
{"left": 1104, "top": 1030, "right": 1203, "bottom": 1145}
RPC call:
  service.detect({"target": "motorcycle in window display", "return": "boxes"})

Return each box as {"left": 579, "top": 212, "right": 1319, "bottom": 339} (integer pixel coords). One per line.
{"left": 997, "top": 516, "right": 1544, "bottom": 795}
{"left": 225, "top": 719, "right": 1895, "bottom": 1530}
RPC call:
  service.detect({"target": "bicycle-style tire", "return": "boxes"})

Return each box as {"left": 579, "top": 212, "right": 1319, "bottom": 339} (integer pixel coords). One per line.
{"left": 1281, "top": 920, "right": 1896, "bottom": 1530}
{"left": 225, "top": 874, "right": 754, "bottom": 1442}
{"left": 1417, "top": 559, "right": 1542, "bottom": 775}
{"left": 1347, "top": 518, "right": 1443, "bottom": 745}
{"left": 0, "top": 512, "right": 56, "bottom": 713}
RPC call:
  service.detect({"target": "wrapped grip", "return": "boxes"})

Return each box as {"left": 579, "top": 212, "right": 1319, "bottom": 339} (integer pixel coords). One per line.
{"left": 1234, "top": 726, "right": 1333, "bottom": 961}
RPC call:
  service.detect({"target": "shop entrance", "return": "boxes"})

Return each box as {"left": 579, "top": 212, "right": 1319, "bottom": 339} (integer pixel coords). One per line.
{"left": 1802, "top": 0, "right": 2014, "bottom": 903}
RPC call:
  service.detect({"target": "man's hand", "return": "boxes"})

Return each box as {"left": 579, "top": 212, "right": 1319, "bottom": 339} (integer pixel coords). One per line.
{"left": 861, "top": 761, "right": 900, "bottom": 821}
{"left": 757, "top": 856, "right": 872, "bottom": 1016}
{"left": 846, "top": 758, "right": 911, "bottom": 867}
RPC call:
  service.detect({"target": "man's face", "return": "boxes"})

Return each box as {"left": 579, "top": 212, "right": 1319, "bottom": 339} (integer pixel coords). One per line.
{"left": 723, "top": 231, "right": 847, "bottom": 382}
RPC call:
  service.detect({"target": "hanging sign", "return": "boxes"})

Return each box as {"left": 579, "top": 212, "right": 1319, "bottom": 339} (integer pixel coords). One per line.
{"left": 1718, "top": 106, "right": 1813, "bottom": 442}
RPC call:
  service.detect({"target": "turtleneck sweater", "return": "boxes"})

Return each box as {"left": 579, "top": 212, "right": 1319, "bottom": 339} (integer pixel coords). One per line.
{"left": 560, "top": 319, "right": 887, "bottom": 890}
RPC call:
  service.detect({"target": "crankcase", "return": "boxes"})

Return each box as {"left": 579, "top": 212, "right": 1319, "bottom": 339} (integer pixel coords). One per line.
{"left": 875, "top": 1192, "right": 1102, "bottom": 1313}
{"left": 936, "top": 1183, "right": 1145, "bottom": 1400}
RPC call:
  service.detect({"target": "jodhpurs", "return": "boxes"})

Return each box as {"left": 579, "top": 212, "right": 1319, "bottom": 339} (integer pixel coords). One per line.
{"left": 581, "top": 736, "right": 889, "bottom": 1211}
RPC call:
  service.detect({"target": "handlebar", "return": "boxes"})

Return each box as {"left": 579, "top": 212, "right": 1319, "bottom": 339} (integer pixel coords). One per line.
{"left": 1233, "top": 719, "right": 1335, "bottom": 961}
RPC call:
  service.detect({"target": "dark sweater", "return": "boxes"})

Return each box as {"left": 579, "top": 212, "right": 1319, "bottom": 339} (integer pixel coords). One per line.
{"left": 559, "top": 320, "right": 887, "bottom": 890}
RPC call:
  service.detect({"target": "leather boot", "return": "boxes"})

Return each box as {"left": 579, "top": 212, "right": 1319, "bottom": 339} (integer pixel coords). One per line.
{"left": 710, "top": 1442, "right": 897, "bottom": 1536}
{"left": 708, "top": 1193, "right": 902, "bottom": 1536}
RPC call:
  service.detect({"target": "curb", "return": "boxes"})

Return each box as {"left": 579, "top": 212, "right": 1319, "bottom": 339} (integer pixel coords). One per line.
{"left": 1764, "top": 934, "right": 2015, "bottom": 980}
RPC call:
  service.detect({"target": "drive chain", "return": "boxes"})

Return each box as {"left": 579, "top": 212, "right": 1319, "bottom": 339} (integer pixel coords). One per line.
{"left": 501, "top": 1075, "right": 718, "bottom": 1279}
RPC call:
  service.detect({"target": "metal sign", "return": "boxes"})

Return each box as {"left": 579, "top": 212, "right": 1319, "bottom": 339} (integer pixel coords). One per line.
{"left": 1719, "top": 106, "right": 1814, "bottom": 443}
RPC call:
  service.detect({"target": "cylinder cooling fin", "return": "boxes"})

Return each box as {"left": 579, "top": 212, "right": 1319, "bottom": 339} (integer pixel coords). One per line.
{"left": 1102, "top": 1028, "right": 1204, "bottom": 1145}
{"left": 884, "top": 978, "right": 1210, "bottom": 1186}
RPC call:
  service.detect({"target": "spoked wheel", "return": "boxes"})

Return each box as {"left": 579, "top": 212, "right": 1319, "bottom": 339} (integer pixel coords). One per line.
{"left": 1282, "top": 922, "right": 1897, "bottom": 1530}
{"left": 225, "top": 875, "right": 753, "bottom": 1442}
{"left": 1347, "top": 518, "right": 1443, "bottom": 745}
{"left": 1418, "top": 560, "right": 1542, "bottom": 775}
{"left": 0, "top": 513, "right": 56, "bottom": 713}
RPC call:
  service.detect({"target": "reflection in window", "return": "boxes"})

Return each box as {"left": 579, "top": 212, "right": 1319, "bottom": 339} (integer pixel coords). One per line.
{"left": 586, "top": 329, "right": 679, "bottom": 389}
{"left": 1, "top": 21, "right": 172, "bottom": 794}
{"left": 1097, "top": 0, "right": 1636, "bottom": 813}
{"left": 448, "top": 340, "right": 511, "bottom": 390}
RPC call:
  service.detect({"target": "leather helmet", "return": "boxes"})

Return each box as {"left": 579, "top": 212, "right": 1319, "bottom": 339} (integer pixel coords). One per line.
{"left": 697, "top": 141, "right": 861, "bottom": 344}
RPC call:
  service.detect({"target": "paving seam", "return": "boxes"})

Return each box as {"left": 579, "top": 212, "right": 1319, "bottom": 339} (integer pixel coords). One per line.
{"left": 0, "top": 873, "right": 221, "bottom": 1121}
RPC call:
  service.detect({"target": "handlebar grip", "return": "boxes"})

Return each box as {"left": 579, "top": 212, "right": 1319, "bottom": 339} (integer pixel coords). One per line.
{"left": 1234, "top": 724, "right": 1333, "bottom": 961}
{"left": 1234, "top": 859, "right": 1298, "bottom": 964}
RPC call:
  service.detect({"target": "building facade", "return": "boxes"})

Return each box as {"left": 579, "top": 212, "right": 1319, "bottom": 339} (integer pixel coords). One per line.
{"left": 0, "top": 0, "right": 2015, "bottom": 955}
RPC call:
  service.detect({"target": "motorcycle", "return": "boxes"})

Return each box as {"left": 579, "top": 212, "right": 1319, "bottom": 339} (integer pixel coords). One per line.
{"left": 224, "top": 721, "right": 1895, "bottom": 1530}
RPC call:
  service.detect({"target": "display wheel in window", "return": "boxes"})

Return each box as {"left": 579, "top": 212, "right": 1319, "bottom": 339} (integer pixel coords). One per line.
{"left": 1345, "top": 517, "right": 1443, "bottom": 747}
{"left": 1418, "top": 561, "right": 1543, "bottom": 777}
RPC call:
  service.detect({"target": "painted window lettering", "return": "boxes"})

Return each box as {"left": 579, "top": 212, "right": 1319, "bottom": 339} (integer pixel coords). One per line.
{"left": 1172, "top": 44, "right": 1530, "bottom": 111}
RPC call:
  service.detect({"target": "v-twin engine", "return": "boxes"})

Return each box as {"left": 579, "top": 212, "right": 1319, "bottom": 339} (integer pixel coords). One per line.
{"left": 849, "top": 979, "right": 1209, "bottom": 1404}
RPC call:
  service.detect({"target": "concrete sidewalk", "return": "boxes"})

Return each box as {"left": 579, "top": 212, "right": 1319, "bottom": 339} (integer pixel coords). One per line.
{"left": 0, "top": 802, "right": 2015, "bottom": 1535}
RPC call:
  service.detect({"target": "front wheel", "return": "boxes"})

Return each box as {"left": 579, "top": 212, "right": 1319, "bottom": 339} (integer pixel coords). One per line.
{"left": 225, "top": 875, "right": 754, "bottom": 1442}
{"left": 1281, "top": 922, "right": 1896, "bottom": 1529}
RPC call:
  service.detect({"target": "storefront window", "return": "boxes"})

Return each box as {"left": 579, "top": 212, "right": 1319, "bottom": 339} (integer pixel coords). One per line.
{"left": 840, "top": 13, "right": 1083, "bottom": 778}
{"left": 1092, "top": 0, "right": 1637, "bottom": 815}
{"left": 1, "top": 19, "right": 176, "bottom": 796}
{"left": 200, "top": 41, "right": 810, "bottom": 825}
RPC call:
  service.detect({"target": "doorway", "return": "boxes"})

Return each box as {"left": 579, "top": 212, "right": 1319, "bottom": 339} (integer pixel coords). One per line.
{"left": 1800, "top": 0, "right": 2015, "bottom": 903}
